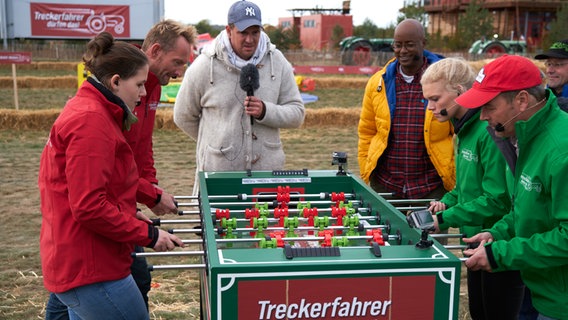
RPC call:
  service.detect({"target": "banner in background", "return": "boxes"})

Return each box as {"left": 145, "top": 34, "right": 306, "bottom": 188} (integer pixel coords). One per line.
{"left": 30, "top": 3, "right": 130, "bottom": 38}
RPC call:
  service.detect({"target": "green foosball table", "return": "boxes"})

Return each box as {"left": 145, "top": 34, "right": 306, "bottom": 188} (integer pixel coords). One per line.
{"left": 193, "top": 169, "right": 461, "bottom": 320}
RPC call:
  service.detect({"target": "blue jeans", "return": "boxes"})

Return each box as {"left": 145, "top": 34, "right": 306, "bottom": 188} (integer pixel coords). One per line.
{"left": 519, "top": 287, "right": 539, "bottom": 320}
{"left": 55, "top": 275, "right": 149, "bottom": 320}
{"left": 537, "top": 315, "right": 558, "bottom": 320}
{"left": 45, "top": 293, "right": 69, "bottom": 320}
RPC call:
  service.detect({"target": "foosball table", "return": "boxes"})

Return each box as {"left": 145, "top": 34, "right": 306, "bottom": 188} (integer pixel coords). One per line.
{"left": 139, "top": 158, "right": 463, "bottom": 319}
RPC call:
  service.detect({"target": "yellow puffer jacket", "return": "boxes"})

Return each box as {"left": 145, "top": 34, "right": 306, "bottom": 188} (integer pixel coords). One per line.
{"left": 357, "top": 55, "right": 455, "bottom": 191}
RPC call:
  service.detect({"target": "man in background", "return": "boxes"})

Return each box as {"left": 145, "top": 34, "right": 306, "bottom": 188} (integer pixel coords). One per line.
{"left": 358, "top": 19, "right": 454, "bottom": 201}
{"left": 535, "top": 39, "right": 568, "bottom": 98}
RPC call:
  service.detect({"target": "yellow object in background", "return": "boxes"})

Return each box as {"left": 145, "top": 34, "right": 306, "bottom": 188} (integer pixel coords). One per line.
{"left": 77, "top": 62, "right": 90, "bottom": 89}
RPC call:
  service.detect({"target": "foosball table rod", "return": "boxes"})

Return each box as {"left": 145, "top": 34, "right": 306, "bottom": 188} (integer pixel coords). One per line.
{"left": 200, "top": 199, "right": 363, "bottom": 208}
{"left": 210, "top": 206, "right": 373, "bottom": 215}
{"left": 429, "top": 233, "right": 465, "bottom": 239}
{"left": 209, "top": 215, "right": 380, "bottom": 224}
{"left": 133, "top": 250, "right": 205, "bottom": 258}
{"left": 148, "top": 264, "right": 205, "bottom": 270}
{"left": 168, "top": 224, "right": 391, "bottom": 234}
{"left": 151, "top": 218, "right": 201, "bottom": 225}
{"left": 175, "top": 192, "right": 356, "bottom": 201}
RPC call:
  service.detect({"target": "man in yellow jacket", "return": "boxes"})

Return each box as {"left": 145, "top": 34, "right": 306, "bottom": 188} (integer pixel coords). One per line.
{"left": 358, "top": 19, "right": 455, "bottom": 200}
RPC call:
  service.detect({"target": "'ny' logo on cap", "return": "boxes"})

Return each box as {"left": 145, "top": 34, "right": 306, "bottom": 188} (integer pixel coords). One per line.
{"left": 245, "top": 7, "right": 256, "bottom": 17}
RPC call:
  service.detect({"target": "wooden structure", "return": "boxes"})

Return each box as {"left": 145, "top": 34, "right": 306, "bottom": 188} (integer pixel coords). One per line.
{"left": 423, "top": 0, "right": 568, "bottom": 49}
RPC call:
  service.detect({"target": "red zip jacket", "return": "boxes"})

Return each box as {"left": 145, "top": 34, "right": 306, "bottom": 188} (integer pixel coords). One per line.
{"left": 39, "top": 80, "right": 157, "bottom": 293}
{"left": 123, "top": 71, "right": 162, "bottom": 208}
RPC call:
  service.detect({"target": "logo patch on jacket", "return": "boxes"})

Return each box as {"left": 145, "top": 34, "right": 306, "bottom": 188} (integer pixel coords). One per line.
{"left": 149, "top": 101, "right": 159, "bottom": 111}
{"left": 520, "top": 173, "right": 542, "bottom": 192}
{"left": 460, "top": 149, "right": 478, "bottom": 162}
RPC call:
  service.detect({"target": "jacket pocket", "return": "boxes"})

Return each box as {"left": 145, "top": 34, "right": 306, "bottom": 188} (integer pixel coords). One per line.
{"left": 203, "top": 144, "right": 239, "bottom": 171}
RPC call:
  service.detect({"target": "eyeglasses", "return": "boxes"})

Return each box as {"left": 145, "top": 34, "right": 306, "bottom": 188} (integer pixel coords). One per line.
{"left": 391, "top": 42, "right": 418, "bottom": 51}
{"left": 544, "top": 61, "right": 568, "bottom": 68}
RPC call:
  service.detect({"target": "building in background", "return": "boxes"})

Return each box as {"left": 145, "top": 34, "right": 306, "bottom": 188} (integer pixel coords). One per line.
{"left": 423, "top": 0, "right": 567, "bottom": 49}
{"left": 278, "top": 0, "right": 353, "bottom": 50}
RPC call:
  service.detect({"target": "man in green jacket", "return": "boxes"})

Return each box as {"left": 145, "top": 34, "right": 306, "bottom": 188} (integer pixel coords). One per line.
{"left": 421, "top": 58, "right": 524, "bottom": 319}
{"left": 460, "top": 55, "right": 568, "bottom": 320}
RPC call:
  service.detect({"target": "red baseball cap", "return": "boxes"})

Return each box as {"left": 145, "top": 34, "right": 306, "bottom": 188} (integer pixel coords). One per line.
{"left": 455, "top": 55, "right": 543, "bottom": 109}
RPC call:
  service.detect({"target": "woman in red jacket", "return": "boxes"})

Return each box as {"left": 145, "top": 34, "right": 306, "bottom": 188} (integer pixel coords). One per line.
{"left": 38, "top": 32, "right": 183, "bottom": 319}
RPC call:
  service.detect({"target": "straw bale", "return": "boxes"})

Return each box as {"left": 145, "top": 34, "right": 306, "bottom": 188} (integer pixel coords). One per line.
{"left": 0, "top": 76, "right": 76, "bottom": 89}
{"left": 467, "top": 58, "right": 545, "bottom": 73}
{"left": 0, "top": 61, "right": 77, "bottom": 71}
{"left": 302, "top": 107, "right": 360, "bottom": 127}
{"left": 0, "top": 109, "right": 60, "bottom": 131}
{"left": 315, "top": 77, "right": 368, "bottom": 89}
{"left": 1, "top": 107, "right": 361, "bottom": 131}
{"left": 154, "top": 107, "right": 361, "bottom": 130}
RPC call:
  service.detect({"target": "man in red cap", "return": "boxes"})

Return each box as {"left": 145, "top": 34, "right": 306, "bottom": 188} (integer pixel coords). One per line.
{"left": 458, "top": 55, "right": 568, "bottom": 320}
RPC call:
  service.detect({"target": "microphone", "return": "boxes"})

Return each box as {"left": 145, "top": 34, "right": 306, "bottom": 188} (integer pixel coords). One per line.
{"left": 239, "top": 63, "right": 260, "bottom": 125}
{"left": 494, "top": 97, "right": 546, "bottom": 132}
{"left": 440, "top": 104, "right": 458, "bottom": 116}
{"left": 494, "top": 117, "right": 515, "bottom": 132}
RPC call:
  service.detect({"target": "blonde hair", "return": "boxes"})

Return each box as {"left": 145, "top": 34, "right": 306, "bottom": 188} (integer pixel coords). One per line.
{"left": 421, "top": 58, "right": 476, "bottom": 94}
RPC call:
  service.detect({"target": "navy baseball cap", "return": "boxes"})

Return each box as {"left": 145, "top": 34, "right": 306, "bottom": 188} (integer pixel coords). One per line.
{"left": 228, "top": 0, "right": 262, "bottom": 31}
{"left": 535, "top": 39, "right": 568, "bottom": 60}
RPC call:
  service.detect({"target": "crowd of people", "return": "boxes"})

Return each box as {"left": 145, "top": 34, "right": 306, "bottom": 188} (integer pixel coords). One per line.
{"left": 37, "top": 0, "right": 568, "bottom": 319}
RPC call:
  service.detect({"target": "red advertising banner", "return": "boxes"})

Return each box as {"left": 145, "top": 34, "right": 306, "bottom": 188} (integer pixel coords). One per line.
{"left": 30, "top": 3, "right": 130, "bottom": 38}
{"left": 0, "top": 52, "right": 32, "bottom": 64}
{"left": 238, "top": 276, "right": 436, "bottom": 319}
{"left": 293, "top": 65, "right": 381, "bottom": 75}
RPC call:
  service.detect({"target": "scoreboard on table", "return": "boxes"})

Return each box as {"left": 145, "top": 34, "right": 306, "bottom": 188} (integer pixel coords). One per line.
{"left": 196, "top": 169, "right": 461, "bottom": 320}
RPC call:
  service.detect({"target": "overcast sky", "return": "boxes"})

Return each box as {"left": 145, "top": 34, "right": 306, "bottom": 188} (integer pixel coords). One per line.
{"left": 164, "top": 0, "right": 405, "bottom": 28}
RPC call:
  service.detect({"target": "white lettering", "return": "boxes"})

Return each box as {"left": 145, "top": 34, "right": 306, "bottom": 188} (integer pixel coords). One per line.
{"left": 258, "top": 300, "right": 270, "bottom": 320}
{"left": 321, "top": 301, "right": 332, "bottom": 317}
{"left": 34, "top": 11, "right": 84, "bottom": 22}
{"left": 256, "top": 297, "right": 392, "bottom": 319}
{"left": 287, "top": 303, "right": 298, "bottom": 318}
{"left": 274, "top": 303, "right": 287, "bottom": 319}
{"left": 310, "top": 302, "right": 321, "bottom": 318}
{"left": 298, "top": 298, "right": 311, "bottom": 318}
{"left": 350, "top": 297, "right": 362, "bottom": 316}
{"left": 338, "top": 301, "right": 349, "bottom": 316}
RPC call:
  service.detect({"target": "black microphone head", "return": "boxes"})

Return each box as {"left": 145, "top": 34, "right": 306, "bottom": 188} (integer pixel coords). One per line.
{"left": 440, "top": 109, "right": 448, "bottom": 116}
{"left": 494, "top": 123, "right": 505, "bottom": 132}
{"left": 239, "top": 63, "right": 260, "bottom": 94}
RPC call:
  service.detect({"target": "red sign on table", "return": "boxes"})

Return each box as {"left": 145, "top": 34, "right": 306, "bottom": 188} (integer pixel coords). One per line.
{"left": 30, "top": 3, "right": 130, "bottom": 38}
{"left": 0, "top": 52, "right": 32, "bottom": 64}
{"left": 238, "top": 276, "right": 436, "bottom": 319}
